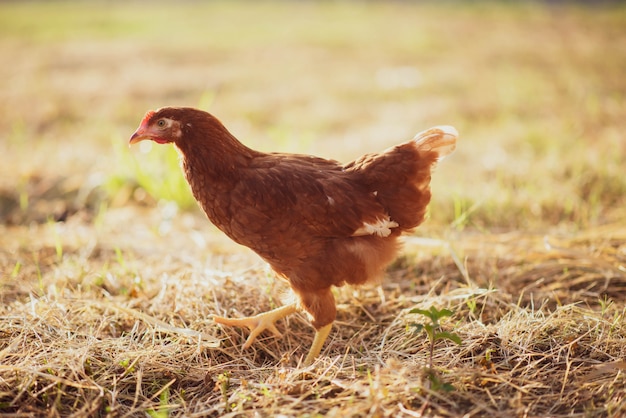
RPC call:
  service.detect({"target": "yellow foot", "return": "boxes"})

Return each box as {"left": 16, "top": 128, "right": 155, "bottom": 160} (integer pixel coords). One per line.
{"left": 213, "top": 303, "right": 298, "bottom": 349}
{"left": 303, "top": 323, "right": 333, "bottom": 366}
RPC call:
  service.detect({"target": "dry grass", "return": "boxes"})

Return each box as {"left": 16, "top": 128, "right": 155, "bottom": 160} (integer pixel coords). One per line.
{"left": 1, "top": 1, "right": 626, "bottom": 417}
{"left": 2, "top": 212, "right": 625, "bottom": 416}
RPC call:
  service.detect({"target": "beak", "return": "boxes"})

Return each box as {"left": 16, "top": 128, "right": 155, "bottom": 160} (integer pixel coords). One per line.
{"left": 129, "top": 128, "right": 149, "bottom": 146}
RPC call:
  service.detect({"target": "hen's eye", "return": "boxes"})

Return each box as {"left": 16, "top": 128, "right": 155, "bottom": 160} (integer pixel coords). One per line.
{"left": 157, "top": 119, "right": 167, "bottom": 128}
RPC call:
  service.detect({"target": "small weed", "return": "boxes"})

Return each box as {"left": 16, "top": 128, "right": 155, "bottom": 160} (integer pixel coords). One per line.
{"left": 11, "top": 261, "right": 21, "bottom": 278}
{"left": 599, "top": 296, "right": 613, "bottom": 317}
{"left": 118, "top": 358, "right": 138, "bottom": 378}
{"left": 466, "top": 296, "right": 477, "bottom": 317}
{"left": 410, "top": 307, "right": 462, "bottom": 392}
{"left": 410, "top": 307, "right": 462, "bottom": 364}
{"left": 147, "top": 386, "right": 171, "bottom": 418}
{"left": 217, "top": 372, "right": 231, "bottom": 412}
{"left": 427, "top": 372, "right": 455, "bottom": 393}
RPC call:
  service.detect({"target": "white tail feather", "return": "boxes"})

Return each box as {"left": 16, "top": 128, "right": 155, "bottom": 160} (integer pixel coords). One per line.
{"left": 413, "top": 125, "right": 458, "bottom": 161}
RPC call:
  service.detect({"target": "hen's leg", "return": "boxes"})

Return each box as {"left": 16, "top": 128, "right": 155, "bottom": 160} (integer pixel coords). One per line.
{"left": 213, "top": 303, "right": 297, "bottom": 349}
{"left": 304, "top": 322, "right": 333, "bottom": 365}
{"left": 299, "top": 288, "right": 337, "bottom": 365}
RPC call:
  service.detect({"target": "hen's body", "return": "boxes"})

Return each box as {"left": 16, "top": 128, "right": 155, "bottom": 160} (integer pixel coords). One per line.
{"left": 130, "top": 107, "right": 457, "bottom": 363}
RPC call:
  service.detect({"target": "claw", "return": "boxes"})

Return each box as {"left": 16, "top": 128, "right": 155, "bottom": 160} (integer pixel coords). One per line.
{"left": 213, "top": 304, "right": 298, "bottom": 348}
{"left": 213, "top": 303, "right": 333, "bottom": 365}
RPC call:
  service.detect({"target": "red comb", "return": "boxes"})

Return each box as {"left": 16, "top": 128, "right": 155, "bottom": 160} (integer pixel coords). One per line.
{"left": 140, "top": 110, "right": 156, "bottom": 126}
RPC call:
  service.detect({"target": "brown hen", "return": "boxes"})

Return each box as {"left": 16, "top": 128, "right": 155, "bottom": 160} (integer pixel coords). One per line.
{"left": 129, "top": 107, "right": 457, "bottom": 364}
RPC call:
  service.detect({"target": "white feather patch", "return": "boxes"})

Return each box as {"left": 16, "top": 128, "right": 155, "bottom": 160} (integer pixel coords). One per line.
{"left": 352, "top": 217, "right": 399, "bottom": 238}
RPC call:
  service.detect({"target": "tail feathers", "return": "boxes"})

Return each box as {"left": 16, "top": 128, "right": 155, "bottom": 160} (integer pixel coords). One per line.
{"left": 344, "top": 125, "right": 457, "bottom": 232}
{"left": 413, "top": 125, "right": 458, "bottom": 161}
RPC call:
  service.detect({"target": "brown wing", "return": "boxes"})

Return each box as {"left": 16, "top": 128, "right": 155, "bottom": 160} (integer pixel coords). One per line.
{"left": 226, "top": 153, "right": 389, "bottom": 243}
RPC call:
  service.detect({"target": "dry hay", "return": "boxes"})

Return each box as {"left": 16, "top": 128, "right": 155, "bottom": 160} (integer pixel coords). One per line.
{"left": 1, "top": 210, "right": 625, "bottom": 417}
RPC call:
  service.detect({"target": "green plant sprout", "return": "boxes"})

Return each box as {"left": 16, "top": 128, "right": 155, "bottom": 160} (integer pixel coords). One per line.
{"left": 217, "top": 372, "right": 231, "bottom": 412}
{"left": 410, "top": 306, "right": 461, "bottom": 392}
{"left": 147, "top": 386, "right": 171, "bottom": 418}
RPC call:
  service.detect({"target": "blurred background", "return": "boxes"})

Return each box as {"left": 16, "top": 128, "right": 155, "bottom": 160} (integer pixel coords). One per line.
{"left": 1, "top": 0, "right": 625, "bottom": 233}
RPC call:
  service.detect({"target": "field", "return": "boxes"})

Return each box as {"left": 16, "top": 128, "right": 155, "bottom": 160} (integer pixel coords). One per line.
{"left": 1, "top": 1, "right": 626, "bottom": 416}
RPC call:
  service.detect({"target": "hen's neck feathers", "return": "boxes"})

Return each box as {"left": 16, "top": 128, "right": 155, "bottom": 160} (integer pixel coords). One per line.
{"left": 175, "top": 113, "right": 261, "bottom": 180}
{"left": 171, "top": 114, "right": 265, "bottom": 220}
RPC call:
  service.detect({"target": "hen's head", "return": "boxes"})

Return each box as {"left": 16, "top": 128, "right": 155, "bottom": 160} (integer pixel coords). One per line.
{"left": 129, "top": 107, "right": 225, "bottom": 146}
